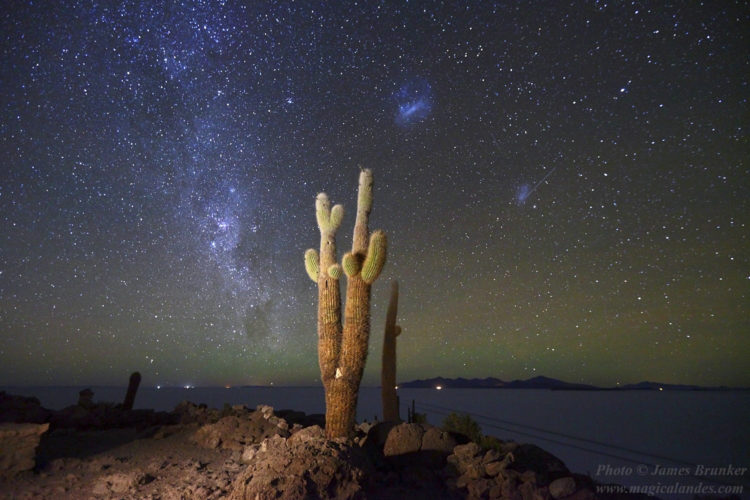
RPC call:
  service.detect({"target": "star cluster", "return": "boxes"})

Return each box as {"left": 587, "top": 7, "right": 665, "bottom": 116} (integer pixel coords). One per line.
{"left": 1, "top": 1, "right": 747, "bottom": 387}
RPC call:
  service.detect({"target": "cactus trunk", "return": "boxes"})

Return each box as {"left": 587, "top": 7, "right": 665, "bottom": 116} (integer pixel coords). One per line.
{"left": 304, "top": 169, "right": 387, "bottom": 439}
{"left": 381, "top": 280, "right": 401, "bottom": 421}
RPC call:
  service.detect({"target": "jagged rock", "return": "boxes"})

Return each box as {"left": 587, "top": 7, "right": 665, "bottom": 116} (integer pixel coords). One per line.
{"left": 255, "top": 404, "right": 274, "bottom": 419}
{"left": 288, "top": 424, "right": 326, "bottom": 442}
{"left": 357, "top": 421, "right": 375, "bottom": 435}
{"left": 453, "top": 441, "right": 482, "bottom": 461}
{"left": 0, "top": 393, "right": 623, "bottom": 500}
{"left": 500, "top": 473, "right": 523, "bottom": 499}
{"left": 445, "top": 439, "right": 566, "bottom": 500}
{"left": 229, "top": 426, "right": 373, "bottom": 500}
{"left": 458, "top": 461, "right": 485, "bottom": 485}
{"left": 383, "top": 422, "right": 425, "bottom": 456}
{"left": 488, "top": 483, "right": 504, "bottom": 498}
{"left": 482, "top": 448, "right": 502, "bottom": 464}
{"left": 192, "top": 409, "right": 290, "bottom": 451}
{"left": 0, "top": 391, "right": 51, "bottom": 423}
{"left": 466, "top": 477, "right": 494, "bottom": 498}
{"left": 549, "top": 476, "right": 577, "bottom": 498}
{"left": 485, "top": 454, "right": 512, "bottom": 477}
{"left": 0, "top": 422, "right": 49, "bottom": 477}
{"left": 421, "top": 426, "right": 459, "bottom": 454}
{"left": 173, "top": 401, "right": 221, "bottom": 425}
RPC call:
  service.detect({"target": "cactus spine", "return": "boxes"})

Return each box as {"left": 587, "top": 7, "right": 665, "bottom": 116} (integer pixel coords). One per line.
{"left": 304, "top": 169, "right": 387, "bottom": 438}
{"left": 381, "top": 280, "right": 401, "bottom": 421}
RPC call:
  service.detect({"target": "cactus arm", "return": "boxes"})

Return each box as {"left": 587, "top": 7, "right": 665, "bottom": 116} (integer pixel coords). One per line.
{"left": 329, "top": 204, "right": 344, "bottom": 231}
{"left": 360, "top": 230, "right": 387, "bottom": 284}
{"left": 315, "top": 193, "right": 330, "bottom": 230}
{"left": 351, "top": 169, "right": 373, "bottom": 255}
{"left": 316, "top": 193, "right": 344, "bottom": 234}
{"left": 327, "top": 263, "right": 342, "bottom": 279}
{"left": 342, "top": 252, "right": 361, "bottom": 277}
{"left": 304, "top": 249, "right": 319, "bottom": 282}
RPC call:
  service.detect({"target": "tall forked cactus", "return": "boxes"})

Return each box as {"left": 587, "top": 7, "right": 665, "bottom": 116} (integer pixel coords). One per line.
{"left": 381, "top": 280, "right": 401, "bottom": 421}
{"left": 304, "top": 169, "right": 387, "bottom": 438}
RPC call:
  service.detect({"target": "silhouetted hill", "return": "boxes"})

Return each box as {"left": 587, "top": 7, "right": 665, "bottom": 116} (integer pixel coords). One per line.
{"left": 399, "top": 376, "right": 595, "bottom": 390}
{"left": 503, "top": 376, "right": 598, "bottom": 390}
{"left": 399, "top": 377, "right": 504, "bottom": 389}
{"left": 616, "top": 381, "right": 736, "bottom": 391}
{"left": 399, "top": 376, "right": 746, "bottom": 391}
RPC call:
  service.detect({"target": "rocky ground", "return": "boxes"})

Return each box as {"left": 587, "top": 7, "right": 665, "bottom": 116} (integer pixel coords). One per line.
{"left": 0, "top": 390, "right": 658, "bottom": 499}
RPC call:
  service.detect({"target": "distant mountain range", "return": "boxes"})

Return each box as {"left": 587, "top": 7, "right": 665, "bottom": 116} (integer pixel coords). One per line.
{"left": 398, "top": 376, "right": 745, "bottom": 391}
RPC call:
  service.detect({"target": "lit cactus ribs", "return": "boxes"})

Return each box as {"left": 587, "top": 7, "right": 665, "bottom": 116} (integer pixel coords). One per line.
{"left": 304, "top": 169, "right": 387, "bottom": 438}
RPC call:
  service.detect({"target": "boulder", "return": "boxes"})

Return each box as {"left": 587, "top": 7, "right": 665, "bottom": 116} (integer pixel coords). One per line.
{"left": 383, "top": 422, "right": 425, "bottom": 456}
{"left": 287, "top": 424, "right": 326, "bottom": 443}
{"left": 361, "top": 421, "right": 399, "bottom": 451}
{"left": 0, "top": 422, "right": 49, "bottom": 477}
{"left": 229, "top": 426, "right": 373, "bottom": 500}
{"left": 421, "top": 426, "right": 459, "bottom": 454}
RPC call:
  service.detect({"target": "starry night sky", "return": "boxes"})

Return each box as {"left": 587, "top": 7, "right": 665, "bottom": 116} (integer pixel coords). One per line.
{"left": 1, "top": 1, "right": 748, "bottom": 387}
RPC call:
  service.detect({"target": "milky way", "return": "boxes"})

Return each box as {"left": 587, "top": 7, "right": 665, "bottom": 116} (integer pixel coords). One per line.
{"left": 1, "top": 1, "right": 747, "bottom": 387}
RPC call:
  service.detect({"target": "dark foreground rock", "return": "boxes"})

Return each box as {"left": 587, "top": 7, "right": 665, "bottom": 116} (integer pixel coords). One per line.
{"left": 0, "top": 393, "right": 658, "bottom": 499}
{"left": 0, "top": 392, "right": 51, "bottom": 424}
